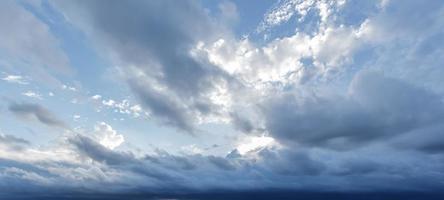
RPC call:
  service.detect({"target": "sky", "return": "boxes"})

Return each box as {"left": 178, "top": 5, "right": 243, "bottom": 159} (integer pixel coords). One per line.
{"left": 1, "top": 0, "right": 444, "bottom": 199}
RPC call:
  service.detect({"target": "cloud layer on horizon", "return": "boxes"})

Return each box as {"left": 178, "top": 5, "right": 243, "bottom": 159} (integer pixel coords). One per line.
{"left": 1, "top": 0, "right": 444, "bottom": 196}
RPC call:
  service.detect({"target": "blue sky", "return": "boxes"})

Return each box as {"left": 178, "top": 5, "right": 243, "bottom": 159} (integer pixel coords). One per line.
{"left": 1, "top": 0, "right": 444, "bottom": 199}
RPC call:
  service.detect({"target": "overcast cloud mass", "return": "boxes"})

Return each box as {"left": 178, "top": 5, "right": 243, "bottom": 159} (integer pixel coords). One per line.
{"left": 1, "top": 0, "right": 444, "bottom": 199}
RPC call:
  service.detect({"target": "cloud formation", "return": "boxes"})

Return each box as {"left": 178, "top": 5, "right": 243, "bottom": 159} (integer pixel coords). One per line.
{"left": 263, "top": 71, "right": 444, "bottom": 149}
{"left": 1, "top": 0, "right": 444, "bottom": 198}
{"left": 0, "top": 0, "right": 73, "bottom": 86}
{"left": 52, "top": 0, "right": 235, "bottom": 133}
{"left": 9, "top": 102, "right": 68, "bottom": 129}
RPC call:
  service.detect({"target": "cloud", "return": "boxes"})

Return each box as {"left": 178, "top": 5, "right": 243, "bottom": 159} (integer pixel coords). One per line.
{"left": 391, "top": 124, "right": 444, "bottom": 154}
{"left": 263, "top": 71, "right": 444, "bottom": 150}
{"left": 93, "top": 122, "right": 124, "bottom": 150}
{"left": 0, "top": 130, "right": 442, "bottom": 195}
{"left": 21, "top": 91, "right": 43, "bottom": 100}
{"left": 91, "top": 95, "right": 101, "bottom": 100}
{"left": 0, "top": 134, "right": 29, "bottom": 145}
{"left": 1, "top": 75, "right": 29, "bottom": 85}
{"left": 0, "top": 134, "right": 30, "bottom": 151}
{"left": 1, "top": 0, "right": 444, "bottom": 197}
{"left": 99, "top": 98, "right": 145, "bottom": 119}
{"left": 0, "top": 1, "right": 73, "bottom": 86}
{"left": 51, "top": 0, "right": 233, "bottom": 133}
{"left": 8, "top": 102, "right": 68, "bottom": 129}
{"left": 68, "top": 134, "right": 133, "bottom": 166}
{"left": 257, "top": 148, "right": 325, "bottom": 176}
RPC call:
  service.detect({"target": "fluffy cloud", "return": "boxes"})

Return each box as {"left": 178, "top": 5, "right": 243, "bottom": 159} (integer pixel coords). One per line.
{"left": 93, "top": 122, "right": 124, "bottom": 150}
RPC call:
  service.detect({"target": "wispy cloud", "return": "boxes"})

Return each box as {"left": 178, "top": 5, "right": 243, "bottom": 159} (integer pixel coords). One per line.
{"left": 8, "top": 102, "right": 68, "bottom": 129}
{"left": 1, "top": 75, "right": 29, "bottom": 85}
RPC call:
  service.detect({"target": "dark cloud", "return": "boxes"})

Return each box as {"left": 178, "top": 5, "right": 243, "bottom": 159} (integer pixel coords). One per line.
{"left": 332, "top": 159, "right": 385, "bottom": 176}
{"left": 68, "top": 134, "right": 180, "bottom": 182}
{"left": 392, "top": 124, "right": 444, "bottom": 154}
{"left": 263, "top": 71, "right": 444, "bottom": 150}
{"left": 1, "top": 133, "right": 444, "bottom": 195}
{"left": 68, "top": 134, "right": 134, "bottom": 165}
{"left": 257, "top": 148, "right": 325, "bottom": 176}
{"left": 8, "top": 102, "right": 68, "bottom": 129}
{"left": 207, "top": 155, "right": 236, "bottom": 171}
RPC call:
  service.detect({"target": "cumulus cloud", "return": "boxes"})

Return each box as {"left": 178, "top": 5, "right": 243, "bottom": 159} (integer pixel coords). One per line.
{"left": 93, "top": 122, "right": 124, "bottom": 150}
{"left": 8, "top": 102, "right": 68, "bottom": 129}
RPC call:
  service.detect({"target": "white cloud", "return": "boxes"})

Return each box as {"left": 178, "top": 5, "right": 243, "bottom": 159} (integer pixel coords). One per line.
{"left": 22, "top": 91, "right": 43, "bottom": 100}
{"left": 93, "top": 122, "right": 124, "bottom": 150}
{"left": 91, "top": 94, "right": 101, "bottom": 100}
{"left": 73, "top": 115, "right": 80, "bottom": 121}
{"left": 236, "top": 135, "right": 275, "bottom": 155}
{"left": 101, "top": 99, "right": 144, "bottom": 118}
{"left": 102, "top": 99, "right": 115, "bottom": 106}
{"left": 257, "top": 0, "right": 346, "bottom": 33}
{"left": 62, "top": 84, "right": 77, "bottom": 91}
{"left": 1, "top": 75, "right": 29, "bottom": 84}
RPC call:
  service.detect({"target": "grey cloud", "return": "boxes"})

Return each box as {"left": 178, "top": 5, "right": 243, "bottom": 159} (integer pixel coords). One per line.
{"left": 1, "top": 133, "right": 444, "bottom": 194}
{"left": 0, "top": 134, "right": 30, "bottom": 151}
{"left": 264, "top": 71, "right": 444, "bottom": 150}
{"left": 68, "top": 134, "right": 134, "bottom": 165}
{"left": 391, "top": 124, "right": 444, "bottom": 154}
{"left": 0, "top": 1, "right": 73, "bottom": 87}
{"left": 257, "top": 148, "right": 325, "bottom": 176}
{"left": 128, "top": 79, "right": 195, "bottom": 132}
{"left": 68, "top": 134, "right": 177, "bottom": 182}
{"left": 53, "top": 0, "right": 231, "bottom": 133}
{"left": 144, "top": 150, "right": 197, "bottom": 171}
{"left": 9, "top": 102, "right": 68, "bottom": 129}
{"left": 0, "top": 134, "right": 29, "bottom": 145}
{"left": 332, "top": 160, "right": 385, "bottom": 176}
{"left": 208, "top": 155, "right": 236, "bottom": 171}
{"left": 230, "top": 112, "right": 255, "bottom": 133}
